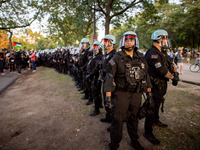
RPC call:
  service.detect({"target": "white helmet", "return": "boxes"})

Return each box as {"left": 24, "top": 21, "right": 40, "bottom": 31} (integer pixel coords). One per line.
{"left": 119, "top": 31, "right": 139, "bottom": 51}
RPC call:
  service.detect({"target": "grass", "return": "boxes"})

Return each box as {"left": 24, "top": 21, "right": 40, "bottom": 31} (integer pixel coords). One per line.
{"left": 37, "top": 67, "right": 200, "bottom": 150}
{"left": 151, "top": 85, "right": 200, "bottom": 150}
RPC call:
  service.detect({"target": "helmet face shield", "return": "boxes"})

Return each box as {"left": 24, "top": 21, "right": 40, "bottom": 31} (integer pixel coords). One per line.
{"left": 101, "top": 39, "right": 110, "bottom": 46}
{"left": 120, "top": 34, "right": 139, "bottom": 49}
{"left": 92, "top": 42, "right": 103, "bottom": 53}
{"left": 159, "top": 36, "right": 171, "bottom": 48}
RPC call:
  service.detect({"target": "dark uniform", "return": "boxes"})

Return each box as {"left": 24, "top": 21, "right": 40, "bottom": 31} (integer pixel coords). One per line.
{"left": 104, "top": 50, "right": 152, "bottom": 149}
{"left": 85, "top": 51, "right": 102, "bottom": 105}
{"left": 78, "top": 47, "right": 90, "bottom": 96}
{"left": 100, "top": 49, "right": 116, "bottom": 122}
{"left": 88, "top": 52, "right": 103, "bottom": 113}
{"left": 145, "top": 45, "right": 170, "bottom": 135}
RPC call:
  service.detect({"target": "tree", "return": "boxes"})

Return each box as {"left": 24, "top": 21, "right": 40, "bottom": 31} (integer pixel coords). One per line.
{"left": 0, "top": 0, "right": 49, "bottom": 49}
{"left": 46, "top": 0, "right": 96, "bottom": 46}
{"left": 83, "top": 0, "right": 144, "bottom": 34}
{"left": 0, "top": 30, "right": 9, "bottom": 49}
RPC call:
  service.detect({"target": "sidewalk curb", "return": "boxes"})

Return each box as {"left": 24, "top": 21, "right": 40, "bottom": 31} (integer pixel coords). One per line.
{"left": 179, "top": 79, "right": 200, "bottom": 86}
{"left": 0, "top": 75, "right": 19, "bottom": 95}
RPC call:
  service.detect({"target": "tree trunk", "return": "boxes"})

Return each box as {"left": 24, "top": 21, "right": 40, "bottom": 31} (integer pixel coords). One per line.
{"left": 105, "top": 16, "right": 111, "bottom": 35}
{"left": 8, "top": 30, "right": 13, "bottom": 49}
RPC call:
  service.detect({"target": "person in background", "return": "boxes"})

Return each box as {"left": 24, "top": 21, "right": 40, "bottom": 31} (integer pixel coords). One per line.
{"left": 0, "top": 48, "right": 6, "bottom": 75}
{"left": 168, "top": 49, "right": 174, "bottom": 62}
{"left": 15, "top": 49, "right": 23, "bottom": 75}
{"left": 195, "top": 52, "right": 200, "bottom": 65}
{"left": 29, "top": 50, "right": 36, "bottom": 72}
{"left": 7, "top": 50, "right": 15, "bottom": 73}
{"left": 186, "top": 50, "right": 191, "bottom": 64}
{"left": 177, "top": 49, "right": 184, "bottom": 75}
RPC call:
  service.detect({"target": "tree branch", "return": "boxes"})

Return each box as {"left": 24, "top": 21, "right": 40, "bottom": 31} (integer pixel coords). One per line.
{"left": 0, "top": 10, "right": 40, "bottom": 30}
{"left": 110, "top": 0, "right": 142, "bottom": 19}
{"left": 96, "top": 0, "right": 106, "bottom": 15}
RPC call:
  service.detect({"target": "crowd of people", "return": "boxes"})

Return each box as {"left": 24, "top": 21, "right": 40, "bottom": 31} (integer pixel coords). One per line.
{"left": 0, "top": 29, "right": 198, "bottom": 150}
{"left": 0, "top": 49, "right": 38, "bottom": 75}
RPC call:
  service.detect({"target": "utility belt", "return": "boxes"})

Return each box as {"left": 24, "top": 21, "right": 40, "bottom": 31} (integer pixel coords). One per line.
{"left": 115, "top": 76, "right": 147, "bottom": 93}
{"left": 150, "top": 76, "right": 166, "bottom": 85}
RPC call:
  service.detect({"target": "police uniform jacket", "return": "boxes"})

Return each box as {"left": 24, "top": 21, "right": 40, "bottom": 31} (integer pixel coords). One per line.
{"left": 104, "top": 50, "right": 152, "bottom": 93}
{"left": 79, "top": 47, "right": 90, "bottom": 67}
{"left": 86, "top": 52, "right": 103, "bottom": 75}
{"left": 145, "top": 45, "right": 170, "bottom": 81}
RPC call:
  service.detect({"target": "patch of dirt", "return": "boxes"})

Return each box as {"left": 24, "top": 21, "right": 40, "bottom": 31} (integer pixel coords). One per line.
{"left": 1, "top": 67, "right": 199, "bottom": 150}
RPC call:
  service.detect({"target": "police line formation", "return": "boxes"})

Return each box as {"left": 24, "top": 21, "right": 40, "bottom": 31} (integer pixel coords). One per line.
{"left": 1, "top": 30, "right": 180, "bottom": 150}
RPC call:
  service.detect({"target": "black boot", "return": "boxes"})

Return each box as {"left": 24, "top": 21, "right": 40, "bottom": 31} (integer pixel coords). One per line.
{"left": 100, "top": 117, "right": 112, "bottom": 123}
{"left": 81, "top": 95, "right": 88, "bottom": 99}
{"left": 129, "top": 140, "right": 144, "bottom": 150}
{"left": 85, "top": 100, "right": 93, "bottom": 105}
{"left": 89, "top": 110, "right": 100, "bottom": 116}
{"left": 143, "top": 133, "right": 160, "bottom": 145}
{"left": 78, "top": 88, "right": 83, "bottom": 91}
{"left": 153, "top": 121, "right": 168, "bottom": 128}
{"left": 80, "top": 91, "right": 85, "bottom": 94}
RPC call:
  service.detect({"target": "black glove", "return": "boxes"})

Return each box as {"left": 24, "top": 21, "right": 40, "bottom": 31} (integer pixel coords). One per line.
{"left": 105, "top": 96, "right": 113, "bottom": 109}
{"left": 146, "top": 92, "right": 155, "bottom": 110}
{"left": 172, "top": 72, "right": 179, "bottom": 86}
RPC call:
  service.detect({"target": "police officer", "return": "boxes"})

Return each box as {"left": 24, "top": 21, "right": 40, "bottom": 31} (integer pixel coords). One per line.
{"left": 104, "top": 31, "right": 153, "bottom": 150}
{"left": 99, "top": 34, "right": 116, "bottom": 123}
{"left": 87, "top": 41, "right": 104, "bottom": 115}
{"left": 84, "top": 41, "right": 103, "bottom": 106}
{"left": 78, "top": 38, "right": 90, "bottom": 99}
{"left": 144, "top": 30, "right": 179, "bottom": 145}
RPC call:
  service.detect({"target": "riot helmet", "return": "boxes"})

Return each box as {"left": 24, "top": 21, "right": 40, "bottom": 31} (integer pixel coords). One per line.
{"left": 119, "top": 31, "right": 139, "bottom": 51}
{"left": 151, "top": 30, "right": 171, "bottom": 48}
{"left": 91, "top": 41, "right": 103, "bottom": 54}
{"left": 101, "top": 34, "right": 116, "bottom": 50}
{"left": 80, "top": 38, "right": 90, "bottom": 50}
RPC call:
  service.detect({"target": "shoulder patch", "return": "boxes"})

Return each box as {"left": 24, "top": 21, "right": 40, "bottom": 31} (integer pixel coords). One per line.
{"left": 109, "top": 59, "right": 115, "bottom": 67}
{"left": 151, "top": 55, "right": 158, "bottom": 59}
{"left": 155, "top": 62, "right": 162, "bottom": 68}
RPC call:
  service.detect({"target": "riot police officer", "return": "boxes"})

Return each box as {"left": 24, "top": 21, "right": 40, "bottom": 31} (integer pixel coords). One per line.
{"left": 99, "top": 34, "right": 116, "bottom": 123}
{"left": 78, "top": 38, "right": 90, "bottom": 99}
{"left": 84, "top": 41, "right": 103, "bottom": 107}
{"left": 104, "top": 31, "right": 153, "bottom": 150}
{"left": 144, "top": 30, "right": 179, "bottom": 145}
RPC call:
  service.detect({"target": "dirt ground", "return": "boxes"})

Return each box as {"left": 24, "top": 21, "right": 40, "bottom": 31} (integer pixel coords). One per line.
{"left": 0, "top": 67, "right": 199, "bottom": 150}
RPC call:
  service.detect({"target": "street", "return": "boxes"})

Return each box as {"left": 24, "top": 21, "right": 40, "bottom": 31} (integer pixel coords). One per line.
{"left": 178, "top": 63, "right": 200, "bottom": 84}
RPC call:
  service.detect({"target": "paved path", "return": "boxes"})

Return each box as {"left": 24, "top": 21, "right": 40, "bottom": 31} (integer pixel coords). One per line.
{"left": 178, "top": 63, "right": 200, "bottom": 84}
{"left": 0, "top": 69, "right": 28, "bottom": 94}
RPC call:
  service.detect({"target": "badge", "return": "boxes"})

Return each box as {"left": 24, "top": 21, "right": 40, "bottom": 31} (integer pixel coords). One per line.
{"left": 141, "top": 63, "right": 145, "bottom": 69}
{"left": 109, "top": 59, "right": 115, "bottom": 67}
{"left": 155, "top": 62, "right": 162, "bottom": 68}
{"left": 151, "top": 55, "right": 158, "bottom": 59}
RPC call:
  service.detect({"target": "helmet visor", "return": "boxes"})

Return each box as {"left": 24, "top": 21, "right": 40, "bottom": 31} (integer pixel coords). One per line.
{"left": 120, "top": 35, "right": 139, "bottom": 48}
{"left": 101, "top": 39, "right": 110, "bottom": 45}
{"left": 160, "top": 36, "right": 172, "bottom": 48}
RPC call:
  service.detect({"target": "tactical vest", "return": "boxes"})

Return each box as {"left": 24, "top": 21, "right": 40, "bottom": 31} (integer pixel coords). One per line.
{"left": 115, "top": 51, "right": 147, "bottom": 93}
